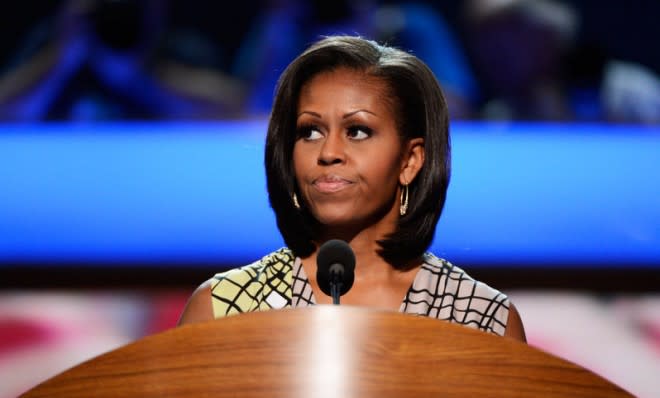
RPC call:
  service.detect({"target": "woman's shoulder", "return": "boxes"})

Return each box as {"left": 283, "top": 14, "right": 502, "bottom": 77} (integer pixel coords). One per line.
{"left": 419, "top": 251, "right": 471, "bottom": 283}
{"left": 421, "top": 252, "right": 506, "bottom": 297}
{"left": 178, "top": 249, "right": 298, "bottom": 326}
{"left": 209, "top": 248, "right": 296, "bottom": 316}
{"left": 415, "top": 252, "right": 510, "bottom": 335}
{"left": 212, "top": 247, "right": 295, "bottom": 285}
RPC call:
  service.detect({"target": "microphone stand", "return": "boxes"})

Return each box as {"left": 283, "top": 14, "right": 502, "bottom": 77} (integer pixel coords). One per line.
{"left": 329, "top": 269, "right": 343, "bottom": 305}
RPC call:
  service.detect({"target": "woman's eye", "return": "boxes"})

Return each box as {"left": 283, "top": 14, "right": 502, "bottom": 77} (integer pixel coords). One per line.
{"left": 347, "top": 125, "right": 372, "bottom": 140}
{"left": 297, "top": 125, "right": 323, "bottom": 140}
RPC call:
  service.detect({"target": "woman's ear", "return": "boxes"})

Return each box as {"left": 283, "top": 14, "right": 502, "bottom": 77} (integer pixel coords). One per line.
{"left": 400, "top": 137, "right": 425, "bottom": 184}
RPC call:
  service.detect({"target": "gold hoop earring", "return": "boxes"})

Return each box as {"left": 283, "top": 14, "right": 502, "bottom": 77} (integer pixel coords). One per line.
{"left": 400, "top": 184, "right": 409, "bottom": 216}
{"left": 293, "top": 192, "right": 300, "bottom": 209}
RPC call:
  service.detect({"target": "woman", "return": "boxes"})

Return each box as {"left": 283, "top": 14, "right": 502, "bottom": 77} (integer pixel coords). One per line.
{"left": 178, "top": 35, "right": 526, "bottom": 341}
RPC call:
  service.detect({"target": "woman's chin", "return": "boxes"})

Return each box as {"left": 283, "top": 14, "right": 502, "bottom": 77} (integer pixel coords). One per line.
{"left": 310, "top": 202, "right": 398, "bottom": 234}
{"left": 314, "top": 214, "right": 358, "bottom": 229}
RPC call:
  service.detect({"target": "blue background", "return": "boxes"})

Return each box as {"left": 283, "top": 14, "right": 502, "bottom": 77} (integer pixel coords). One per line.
{"left": 1, "top": 121, "right": 659, "bottom": 268}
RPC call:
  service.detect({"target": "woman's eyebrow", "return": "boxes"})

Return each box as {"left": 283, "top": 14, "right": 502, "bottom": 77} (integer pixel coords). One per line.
{"left": 343, "top": 109, "right": 377, "bottom": 118}
{"left": 296, "top": 110, "right": 322, "bottom": 119}
{"left": 296, "top": 109, "right": 378, "bottom": 119}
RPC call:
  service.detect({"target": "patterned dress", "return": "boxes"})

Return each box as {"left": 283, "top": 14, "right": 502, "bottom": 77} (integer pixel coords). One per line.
{"left": 210, "top": 248, "right": 510, "bottom": 336}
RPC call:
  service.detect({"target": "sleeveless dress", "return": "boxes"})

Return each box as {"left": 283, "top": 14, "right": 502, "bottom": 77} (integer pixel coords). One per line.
{"left": 210, "top": 248, "right": 510, "bottom": 336}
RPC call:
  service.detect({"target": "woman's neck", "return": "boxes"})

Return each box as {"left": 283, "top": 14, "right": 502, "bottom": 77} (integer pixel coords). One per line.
{"left": 300, "top": 234, "right": 422, "bottom": 308}
{"left": 317, "top": 224, "right": 388, "bottom": 273}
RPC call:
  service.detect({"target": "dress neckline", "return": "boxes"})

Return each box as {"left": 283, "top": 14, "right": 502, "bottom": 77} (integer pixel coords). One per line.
{"left": 292, "top": 256, "right": 431, "bottom": 311}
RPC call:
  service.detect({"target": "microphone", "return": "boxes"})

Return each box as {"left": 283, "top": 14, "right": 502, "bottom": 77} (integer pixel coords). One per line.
{"left": 316, "top": 239, "right": 356, "bottom": 305}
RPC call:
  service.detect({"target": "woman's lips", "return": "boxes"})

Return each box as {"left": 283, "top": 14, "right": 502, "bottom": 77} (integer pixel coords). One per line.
{"left": 313, "top": 175, "right": 352, "bottom": 193}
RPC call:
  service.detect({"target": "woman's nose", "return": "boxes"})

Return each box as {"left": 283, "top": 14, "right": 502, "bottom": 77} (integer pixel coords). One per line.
{"left": 318, "top": 132, "right": 345, "bottom": 165}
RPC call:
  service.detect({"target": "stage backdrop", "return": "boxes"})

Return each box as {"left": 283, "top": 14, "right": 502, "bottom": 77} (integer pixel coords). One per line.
{"left": 1, "top": 121, "right": 659, "bottom": 268}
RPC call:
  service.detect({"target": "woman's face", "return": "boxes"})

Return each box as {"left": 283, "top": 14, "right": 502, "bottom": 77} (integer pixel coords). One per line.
{"left": 293, "top": 68, "right": 412, "bottom": 234}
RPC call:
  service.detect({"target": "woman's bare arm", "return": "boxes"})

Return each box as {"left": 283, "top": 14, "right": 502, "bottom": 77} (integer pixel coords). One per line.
{"left": 504, "top": 303, "right": 527, "bottom": 343}
{"left": 177, "top": 279, "right": 215, "bottom": 326}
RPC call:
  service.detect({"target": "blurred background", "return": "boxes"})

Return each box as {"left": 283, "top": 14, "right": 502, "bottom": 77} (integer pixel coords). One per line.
{"left": 1, "top": 0, "right": 659, "bottom": 396}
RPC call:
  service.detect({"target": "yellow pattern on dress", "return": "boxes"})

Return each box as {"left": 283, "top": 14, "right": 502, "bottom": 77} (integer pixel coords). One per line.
{"left": 211, "top": 248, "right": 294, "bottom": 317}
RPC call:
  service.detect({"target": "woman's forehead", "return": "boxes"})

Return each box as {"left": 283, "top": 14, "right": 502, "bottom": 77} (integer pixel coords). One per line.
{"left": 297, "top": 68, "right": 396, "bottom": 113}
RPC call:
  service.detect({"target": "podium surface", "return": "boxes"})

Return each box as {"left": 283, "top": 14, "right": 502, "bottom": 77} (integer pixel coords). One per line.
{"left": 22, "top": 306, "right": 631, "bottom": 397}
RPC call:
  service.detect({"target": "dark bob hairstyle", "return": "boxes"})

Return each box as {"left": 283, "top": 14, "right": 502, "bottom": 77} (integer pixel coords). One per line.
{"left": 265, "top": 35, "right": 450, "bottom": 267}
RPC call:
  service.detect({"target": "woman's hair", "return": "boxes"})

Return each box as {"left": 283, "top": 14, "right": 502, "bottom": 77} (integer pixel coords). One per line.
{"left": 265, "top": 35, "right": 450, "bottom": 267}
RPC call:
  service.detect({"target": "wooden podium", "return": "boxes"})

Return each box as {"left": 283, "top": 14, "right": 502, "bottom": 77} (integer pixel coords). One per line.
{"left": 21, "top": 306, "right": 631, "bottom": 397}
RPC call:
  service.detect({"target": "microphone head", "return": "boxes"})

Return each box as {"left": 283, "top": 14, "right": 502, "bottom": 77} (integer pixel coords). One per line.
{"left": 316, "top": 239, "right": 356, "bottom": 297}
